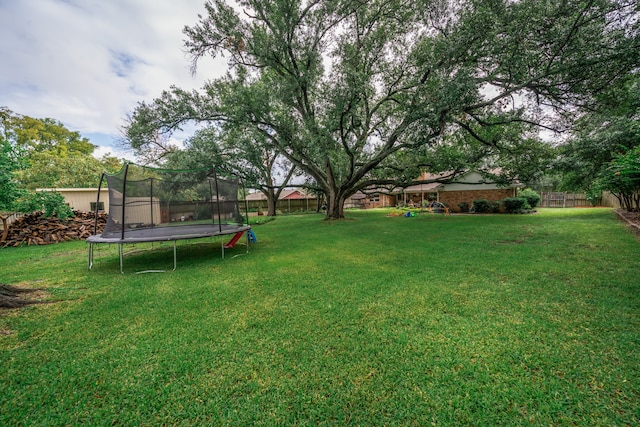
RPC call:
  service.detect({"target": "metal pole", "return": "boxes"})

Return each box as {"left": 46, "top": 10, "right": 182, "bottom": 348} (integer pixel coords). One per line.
{"left": 208, "top": 176, "right": 215, "bottom": 224}
{"left": 88, "top": 243, "right": 94, "bottom": 270}
{"left": 214, "top": 170, "right": 222, "bottom": 233}
{"left": 119, "top": 244, "right": 124, "bottom": 274}
{"left": 121, "top": 163, "right": 130, "bottom": 241}
{"left": 94, "top": 173, "right": 105, "bottom": 235}
{"left": 172, "top": 241, "right": 177, "bottom": 271}
{"left": 241, "top": 177, "right": 250, "bottom": 226}
{"left": 150, "top": 177, "right": 154, "bottom": 226}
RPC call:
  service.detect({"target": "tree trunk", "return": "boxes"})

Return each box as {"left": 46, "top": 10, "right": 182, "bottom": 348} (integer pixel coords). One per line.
{"left": 266, "top": 197, "right": 277, "bottom": 216}
{"left": 622, "top": 193, "right": 632, "bottom": 212}
{"left": 326, "top": 189, "right": 346, "bottom": 219}
{"left": 265, "top": 188, "right": 278, "bottom": 216}
{"left": 1, "top": 216, "right": 9, "bottom": 243}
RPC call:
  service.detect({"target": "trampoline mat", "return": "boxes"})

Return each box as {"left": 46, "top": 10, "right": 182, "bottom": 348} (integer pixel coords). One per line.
{"left": 87, "top": 223, "right": 251, "bottom": 244}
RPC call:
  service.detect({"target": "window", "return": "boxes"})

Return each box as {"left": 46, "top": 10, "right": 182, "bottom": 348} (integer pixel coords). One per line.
{"left": 90, "top": 202, "right": 105, "bottom": 211}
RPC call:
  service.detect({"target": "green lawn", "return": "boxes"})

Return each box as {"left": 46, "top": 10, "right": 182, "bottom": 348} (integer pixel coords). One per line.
{"left": 1, "top": 208, "right": 639, "bottom": 426}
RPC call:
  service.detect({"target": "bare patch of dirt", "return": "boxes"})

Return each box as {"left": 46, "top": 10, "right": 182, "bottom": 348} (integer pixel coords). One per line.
{"left": 0, "top": 284, "right": 47, "bottom": 309}
{"left": 615, "top": 210, "right": 640, "bottom": 237}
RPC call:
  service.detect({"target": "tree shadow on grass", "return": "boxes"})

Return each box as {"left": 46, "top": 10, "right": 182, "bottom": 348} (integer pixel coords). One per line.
{"left": 0, "top": 284, "right": 47, "bottom": 309}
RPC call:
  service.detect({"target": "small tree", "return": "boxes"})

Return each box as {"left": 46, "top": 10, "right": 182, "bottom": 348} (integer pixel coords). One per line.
{"left": 0, "top": 139, "right": 24, "bottom": 242}
{"left": 596, "top": 146, "right": 640, "bottom": 212}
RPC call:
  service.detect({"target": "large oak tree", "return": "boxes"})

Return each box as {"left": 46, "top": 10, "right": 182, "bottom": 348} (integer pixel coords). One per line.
{"left": 126, "top": 0, "right": 639, "bottom": 218}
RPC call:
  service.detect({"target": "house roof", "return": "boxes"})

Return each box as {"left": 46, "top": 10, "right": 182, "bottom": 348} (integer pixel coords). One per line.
{"left": 281, "top": 190, "right": 305, "bottom": 200}
{"left": 401, "top": 182, "right": 443, "bottom": 193}
{"left": 348, "top": 192, "right": 367, "bottom": 200}
{"left": 347, "top": 187, "right": 398, "bottom": 199}
{"left": 403, "top": 169, "right": 523, "bottom": 192}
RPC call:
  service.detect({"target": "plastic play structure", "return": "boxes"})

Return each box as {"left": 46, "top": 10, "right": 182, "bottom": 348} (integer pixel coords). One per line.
{"left": 423, "top": 201, "right": 450, "bottom": 214}
{"left": 86, "top": 163, "right": 253, "bottom": 273}
{"left": 387, "top": 201, "right": 451, "bottom": 217}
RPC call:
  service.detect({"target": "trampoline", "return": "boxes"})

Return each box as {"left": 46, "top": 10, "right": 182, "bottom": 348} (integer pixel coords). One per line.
{"left": 86, "top": 163, "right": 253, "bottom": 273}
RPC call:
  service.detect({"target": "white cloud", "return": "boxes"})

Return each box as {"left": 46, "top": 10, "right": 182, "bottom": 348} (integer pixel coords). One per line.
{"left": 0, "top": 0, "right": 228, "bottom": 155}
{"left": 92, "top": 143, "right": 137, "bottom": 162}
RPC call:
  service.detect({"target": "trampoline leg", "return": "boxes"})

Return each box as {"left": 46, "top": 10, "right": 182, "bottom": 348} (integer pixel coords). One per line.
{"left": 172, "top": 240, "right": 177, "bottom": 271}
{"left": 119, "top": 244, "right": 124, "bottom": 275}
{"left": 88, "top": 243, "right": 94, "bottom": 271}
{"left": 221, "top": 239, "right": 225, "bottom": 260}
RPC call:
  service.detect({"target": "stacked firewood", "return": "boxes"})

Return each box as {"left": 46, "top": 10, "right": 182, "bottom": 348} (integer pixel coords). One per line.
{"left": 1, "top": 211, "right": 107, "bottom": 247}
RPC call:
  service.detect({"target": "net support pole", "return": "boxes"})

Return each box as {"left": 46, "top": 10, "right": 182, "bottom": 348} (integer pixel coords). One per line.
{"left": 241, "top": 177, "right": 250, "bottom": 226}
{"left": 93, "top": 173, "right": 105, "bottom": 235}
{"left": 121, "top": 163, "right": 130, "bottom": 241}
{"left": 150, "top": 177, "right": 154, "bottom": 227}
{"left": 213, "top": 169, "right": 222, "bottom": 233}
{"left": 119, "top": 244, "right": 124, "bottom": 275}
{"left": 208, "top": 176, "right": 215, "bottom": 226}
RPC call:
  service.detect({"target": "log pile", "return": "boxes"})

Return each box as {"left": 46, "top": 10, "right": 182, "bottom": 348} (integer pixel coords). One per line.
{"left": 1, "top": 211, "right": 107, "bottom": 247}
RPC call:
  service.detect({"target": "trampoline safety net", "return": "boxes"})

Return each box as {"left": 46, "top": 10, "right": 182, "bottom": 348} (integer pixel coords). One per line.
{"left": 98, "top": 163, "right": 244, "bottom": 239}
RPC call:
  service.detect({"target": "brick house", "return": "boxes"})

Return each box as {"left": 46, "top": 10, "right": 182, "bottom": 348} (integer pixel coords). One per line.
{"left": 345, "top": 190, "right": 396, "bottom": 209}
{"left": 396, "top": 170, "right": 523, "bottom": 212}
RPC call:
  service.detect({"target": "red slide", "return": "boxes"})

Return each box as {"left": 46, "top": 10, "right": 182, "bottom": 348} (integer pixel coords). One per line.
{"left": 224, "top": 231, "right": 245, "bottom": 249}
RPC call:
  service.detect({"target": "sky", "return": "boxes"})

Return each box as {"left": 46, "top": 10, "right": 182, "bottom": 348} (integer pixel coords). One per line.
{"left": 0, "top": 0, "right": 230, "bottom": 160}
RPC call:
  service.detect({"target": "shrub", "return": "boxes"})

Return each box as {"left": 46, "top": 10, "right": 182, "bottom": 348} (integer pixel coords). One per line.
{"left": 458, "top": 201, "right": 470, "bottom": 213}
{"left": 15, "top": 191, "right": 74, "bottom": 220}
{"left": 519, "top": 188, "right": 541, "bottom": 209}
{"left": 585, "top": 187, "right": 602, "bottom": 206}
{"left": 503, "top": 197, "right": 530, "bottom": 213}
{"left": 472, "top": 199, "right": 495, "bottom": 213}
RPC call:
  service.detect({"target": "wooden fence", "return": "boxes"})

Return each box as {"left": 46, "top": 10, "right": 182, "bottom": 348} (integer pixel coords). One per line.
{"left": 0, "top": 213, "right": 24, "bottom": 231}
{"left": 246, "top": 198, "right": 320, "bottom": 213}
{"left": 600, "top": 192, "right": 624, "bottom": 209}
{"left": 538, "top": 192, "right": 589, "bottom": 207}
{"left": 538, "top": 192, "right": 621, "bottom": 208}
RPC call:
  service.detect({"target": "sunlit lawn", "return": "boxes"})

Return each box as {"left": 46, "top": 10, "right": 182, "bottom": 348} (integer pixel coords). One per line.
{"left": 1, "top": 208, "right": 639, "bottom": 425}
